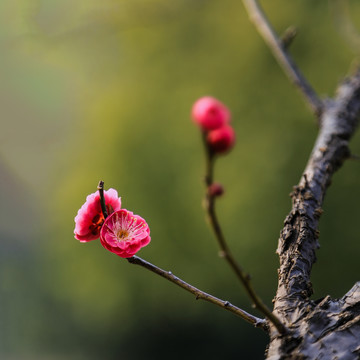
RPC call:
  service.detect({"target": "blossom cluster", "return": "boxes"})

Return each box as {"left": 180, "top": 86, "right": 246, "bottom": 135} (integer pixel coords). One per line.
{"left": 74, "top": 97, "right": 233, "bottom": 257}
{"left": 192, "top": 96, "right": 235, "bottom": 153}
{"left": 74, "top": 189, "right": 150, "bottom": 258}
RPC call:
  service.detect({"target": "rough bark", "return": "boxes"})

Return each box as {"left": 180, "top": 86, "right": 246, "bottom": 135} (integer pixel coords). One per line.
{"left": 267, "top": 72, "right": 360, "bottom": 359}
{"left": 240, "top": 1, "right": 360, "bottom": 357}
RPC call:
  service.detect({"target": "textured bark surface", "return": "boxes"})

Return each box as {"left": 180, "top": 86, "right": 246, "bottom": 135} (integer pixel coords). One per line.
{"left": 266, "top": 72, "right": 360, "bottom": 359}
{"left": 267, "top": 283, "right": 360, "bottom": 359}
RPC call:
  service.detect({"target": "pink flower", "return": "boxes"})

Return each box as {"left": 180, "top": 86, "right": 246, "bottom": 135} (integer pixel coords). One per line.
{"left": 207, "top": 125, "right": 235, "bottom": 154}
{"left": 192, "top": 96, "right": 231, "bottom": 131}
{"left": 74, "top": 189, "right": 121, "bottom": 242}
{"left": 100, "top": 209, "right": 151, "bottom": 258}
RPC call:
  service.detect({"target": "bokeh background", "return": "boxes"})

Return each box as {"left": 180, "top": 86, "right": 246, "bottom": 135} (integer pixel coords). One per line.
{"left": 1, "top": 1, "right": 360, "bottom": 359}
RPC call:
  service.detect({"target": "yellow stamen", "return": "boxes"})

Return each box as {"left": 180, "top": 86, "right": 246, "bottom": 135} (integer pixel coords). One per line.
{"left": 117, "top": 229, "right": 129, "bottom": 239}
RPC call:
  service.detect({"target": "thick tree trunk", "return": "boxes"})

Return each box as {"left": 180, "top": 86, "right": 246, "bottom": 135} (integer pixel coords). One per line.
{"left": 267, "top": 72, "right": 360, "bottom": 359}
{"left": 267, "top": 283, "right": 360, "bottom": 359}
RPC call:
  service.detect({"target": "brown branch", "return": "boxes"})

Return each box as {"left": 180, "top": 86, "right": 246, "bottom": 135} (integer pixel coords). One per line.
{"left": 242, "top": 0, "right": 323, "bottom": 117}
{"left": 242, "top": 0, "right": 360, "bottom": 322}
{"left": 126, "top": 255, "right": 268, "bottom": 331}
{"left": 202, "top": 135, "right": 288, "bottom": 335}
{"left": 242, "top": 2, "right": 360, "bottom": 356}
{"left": 274, "top": 69, "right": 360, "bottom": 313}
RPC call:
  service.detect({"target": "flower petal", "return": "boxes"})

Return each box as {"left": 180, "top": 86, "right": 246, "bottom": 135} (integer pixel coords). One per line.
{"left": 100, "top": 209, "right": 151, "bottom": 258}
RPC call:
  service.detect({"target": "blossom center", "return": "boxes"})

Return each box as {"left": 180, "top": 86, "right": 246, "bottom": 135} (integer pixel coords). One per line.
{"left": 117, "top": 229, "right": 129, "bottom": 239}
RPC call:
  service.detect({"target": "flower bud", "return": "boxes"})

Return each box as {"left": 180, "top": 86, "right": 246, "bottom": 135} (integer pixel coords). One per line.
{"left": 192, "top": 96, "right": 230, "bottom": 131}
{"left": 207, "top": 125, "right": 235, "bottom": 154}
{"left": 208, "top": 183, "right": 224, "bottom": 197}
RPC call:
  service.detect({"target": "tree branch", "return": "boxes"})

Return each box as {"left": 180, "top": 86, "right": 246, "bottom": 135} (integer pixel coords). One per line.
{"left": 126, "top": 255, "right": 268, "bottom": 331}
{"left": 242, "top": 0, "right": 323, "bottom": 117}
{"left": 242, "top": 1, "right": 360, "bottom": 356}
{"left": 275, "top": 69, "right": 360, "bottom": 313}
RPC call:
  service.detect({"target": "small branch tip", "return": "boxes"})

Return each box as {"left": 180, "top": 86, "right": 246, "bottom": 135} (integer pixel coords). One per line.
{"left": 97, "top": 180, "right": 104, "bottom": 190}
{"left": 98, "top": 181, "right": 108, "bottom": 219}
{"left": 280, "top": 26, "right": 298, "bottom": 49}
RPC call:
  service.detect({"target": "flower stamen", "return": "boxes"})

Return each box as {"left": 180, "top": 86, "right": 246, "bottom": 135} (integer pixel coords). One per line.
{"left": 117, "top": 229, "right": 129, "bottom": 239}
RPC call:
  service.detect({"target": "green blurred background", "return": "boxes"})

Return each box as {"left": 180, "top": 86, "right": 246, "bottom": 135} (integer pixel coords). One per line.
{"left": 1, "top": 1, "right": 360, "bottom": 359}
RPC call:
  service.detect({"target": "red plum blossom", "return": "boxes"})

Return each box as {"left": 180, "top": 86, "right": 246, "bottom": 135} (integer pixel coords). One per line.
{"left": 74, "top": 189, "right": 121, "bottom": 242}
{"left": 100, "top": 209, "right": 151, "bottom": 258}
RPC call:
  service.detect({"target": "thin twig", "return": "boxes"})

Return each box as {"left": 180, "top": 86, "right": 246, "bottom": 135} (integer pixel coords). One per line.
{"left": 202, "top": 136, "right": 288, "bottom": 335}
{"left": 97, "top": 180, "right": 108, "bottom": 218}
{"left": 280, "top": 26, "right": 297, "bottom": 50}
{"left": 242, "top": 0, "right": 323, "bottom": 117}
{"left": 127, "top": 255, "right": 268, "bottom": 331}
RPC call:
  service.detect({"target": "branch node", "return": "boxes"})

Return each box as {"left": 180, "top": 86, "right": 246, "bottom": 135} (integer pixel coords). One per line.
{"left": 280, "top": 26, "right": 298, "bottom": 49}
{"left": 255, "top": 318, "right": 267, "bottom": 329}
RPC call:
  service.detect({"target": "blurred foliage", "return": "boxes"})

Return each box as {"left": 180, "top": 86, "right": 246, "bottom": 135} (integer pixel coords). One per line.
{"left": 1, "top": 0, "right": 360, "bottom": 359}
